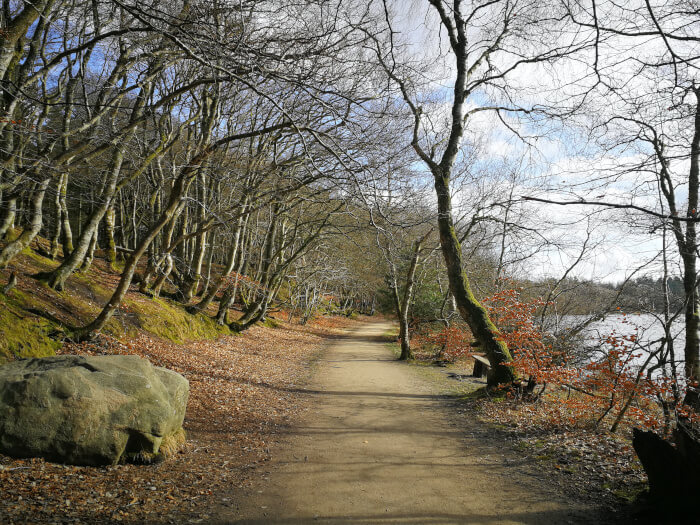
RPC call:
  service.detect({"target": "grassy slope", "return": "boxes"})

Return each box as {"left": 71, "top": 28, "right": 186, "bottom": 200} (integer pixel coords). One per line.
{"left": 0, "top": 236, "right": 232, "bottom": 362}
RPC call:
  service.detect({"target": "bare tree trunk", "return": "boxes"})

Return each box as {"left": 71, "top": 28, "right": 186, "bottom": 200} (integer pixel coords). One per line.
{"left": 215, "top": 230, "right": 250, "bottom": 324}
{"left": 181, "top": 172, "right": 209, "bottom": 302}
{"left": 59, "top": 173, "right": 73, "bottom": 256}
{"left": 201, "top": 231, "right": 215, "bottom": 297}
{"left": 80, "top": 228, "right": 98, "bottom": 272}
{"left": 103, "top": 203, "right": 117, "bottom": 264}
{"left": 140, "top": 196, "right": 182, "bottom": 294}
{"left": 216, "top": 285, "right": 236, "bottom": 325}
{"left": 398, "top": 238, "right": 425, "bottom": 360}
{"left": 232, "top": 276, "right": 280, "bottom": 332}
{"left": 189, "top": 204, "right": 248, "bottom": 314}
{"left": 181, "top": 229, "right": 207, "bottom": 302}
{"left": 152, "top": 254, "right": 173, "bottom": 297}
{"left": 0, "top": 194, "right": 17, "bottom": 241}
{"left": 50, "top": 176, "right": 63, "bottom": 259}
{"left": 76, "top": 174, "right": 192, "bottom": 339}
{"left": 231, "top": 204, "right": 280, "bottom": 329}
{"left": 0, "top": 178, "right": 51, "bottom": 268}
{"left": 682, "top": 91, "right": 700, "bottom": 406}
{"left": 49, "top": 174, "right": 74, "bottom": 259}
{"left": 37, "top": 156, "right": 123, "bottom": 290}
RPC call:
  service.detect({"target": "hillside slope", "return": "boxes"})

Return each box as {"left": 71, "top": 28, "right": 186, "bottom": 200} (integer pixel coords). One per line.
{"left": 0, "top": 234, "right": 231, "bottom": 362}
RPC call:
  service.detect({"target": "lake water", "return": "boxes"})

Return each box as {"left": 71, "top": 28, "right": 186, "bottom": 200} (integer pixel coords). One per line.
{"left": 554, "top": 313, "right": 686, "bottom": 375}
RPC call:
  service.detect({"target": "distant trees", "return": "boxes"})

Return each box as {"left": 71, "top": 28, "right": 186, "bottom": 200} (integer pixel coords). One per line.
{"left": 365, "top": 168, "right": 437, "bottom": 360}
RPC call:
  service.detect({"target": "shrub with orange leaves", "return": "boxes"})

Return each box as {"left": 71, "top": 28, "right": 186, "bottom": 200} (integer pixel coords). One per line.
{"left": 487, "top": 289, "right": 700, "bottom": 433}
{"left": 412, "top": 286, "right": 697, "bottom": 433}
{"left": 412, "top": 324, "right": 474, "bottom": 361}
{"left": 484, "top": 289, "right": 577, "bottom": 387}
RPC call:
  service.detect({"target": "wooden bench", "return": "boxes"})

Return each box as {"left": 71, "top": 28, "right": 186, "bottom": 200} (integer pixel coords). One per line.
{"left": 471, "top": 354, "right": 491, "bottom": 378}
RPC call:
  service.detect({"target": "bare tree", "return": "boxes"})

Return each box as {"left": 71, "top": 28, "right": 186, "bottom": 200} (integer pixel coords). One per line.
{"left": 366, "top": 0, "right": 576, "bottom": 385}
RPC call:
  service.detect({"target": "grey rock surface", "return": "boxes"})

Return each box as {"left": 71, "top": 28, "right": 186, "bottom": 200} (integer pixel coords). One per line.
{"left": 0, "top": 355, "right": 188, "bottom": 465}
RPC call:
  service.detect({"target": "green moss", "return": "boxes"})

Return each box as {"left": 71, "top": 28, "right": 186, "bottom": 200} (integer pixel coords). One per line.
{"left": 103, "top": 316, "right": 139, "bottom": 339}
{"left": 383, "top": 327, "right": 399, "bottom": 339}
{"left": 123, "top": 428, "right": 186, "bottom": 465}
{"left": 532, "top": 439, "right": 547, "bottom": 449}
{"left": 4, "top": 228, "right": 20, "bottom": 243}
{"left": 20, "top": 246, "right": 55, "bottom": 267}
{"left": 461, "top": 387, "right": 489, "bottom": 400}
{"left": 0, "top": 293, "right": 61, "bottom": 362}
{"left": 6, "top": 287, "right": 32, "bottom": 308}
{"left": 386, "top": 341, "right": 401, "bottom": 358}
{"left": 158, "top": 428, "right": 186, "bottom": 458}
{"left": 126, "top": 296, "right": 230, "bottom": 343}
{"left": 612, "top": 483, "right": 647, "bottom": 503}
{"left": 261, "top": 317, "right": 281, "bottom": 329}
{"left": 0, "top": 242, "right": 235, "bottom": 361}
{"left": 110, "top": 259, "right": 125, "bottom": 273}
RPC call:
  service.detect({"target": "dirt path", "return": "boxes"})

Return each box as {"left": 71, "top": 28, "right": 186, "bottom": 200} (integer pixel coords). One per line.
{"left": 221, "top": 321, "right": 604, "bottom": 524}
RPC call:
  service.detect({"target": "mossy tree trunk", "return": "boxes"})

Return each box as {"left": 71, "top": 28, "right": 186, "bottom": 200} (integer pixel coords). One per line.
{"left": 75, "top": 174, "right": 193, "bottom": 339}
{"left": 152, "top": 254, "right": 174, "bottom": 297}
{"left": 216, "top": 285, "right": 236, "bottom": 325}
{"left": 76, "top": 118, "right": 295, "bottom": 339}
{"left": 37, "top": 150, "right": 126, "bottom": 290}
{"left": 36, "top": 61, "right": 155, "bottom": 290}
{"left": 433, "top": 173, "right": 518, "bottom": 385}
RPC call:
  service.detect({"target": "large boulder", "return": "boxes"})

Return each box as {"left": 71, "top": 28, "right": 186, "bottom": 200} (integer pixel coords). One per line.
{"left": 0, "top": 354, "right": 188, "bottom": 466}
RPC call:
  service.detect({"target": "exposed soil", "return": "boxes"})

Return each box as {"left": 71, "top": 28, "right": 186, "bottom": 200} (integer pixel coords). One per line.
{"left": 220, "top": 321, "right": 616, "bottom": 524}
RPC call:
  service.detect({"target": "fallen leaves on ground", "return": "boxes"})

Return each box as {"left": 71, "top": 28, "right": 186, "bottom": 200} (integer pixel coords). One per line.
{"left": 472, "top": 394, "right": 648, "bottom": 509}
{"left": 0, "top": 315, "right": 363, "bottom": 524}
